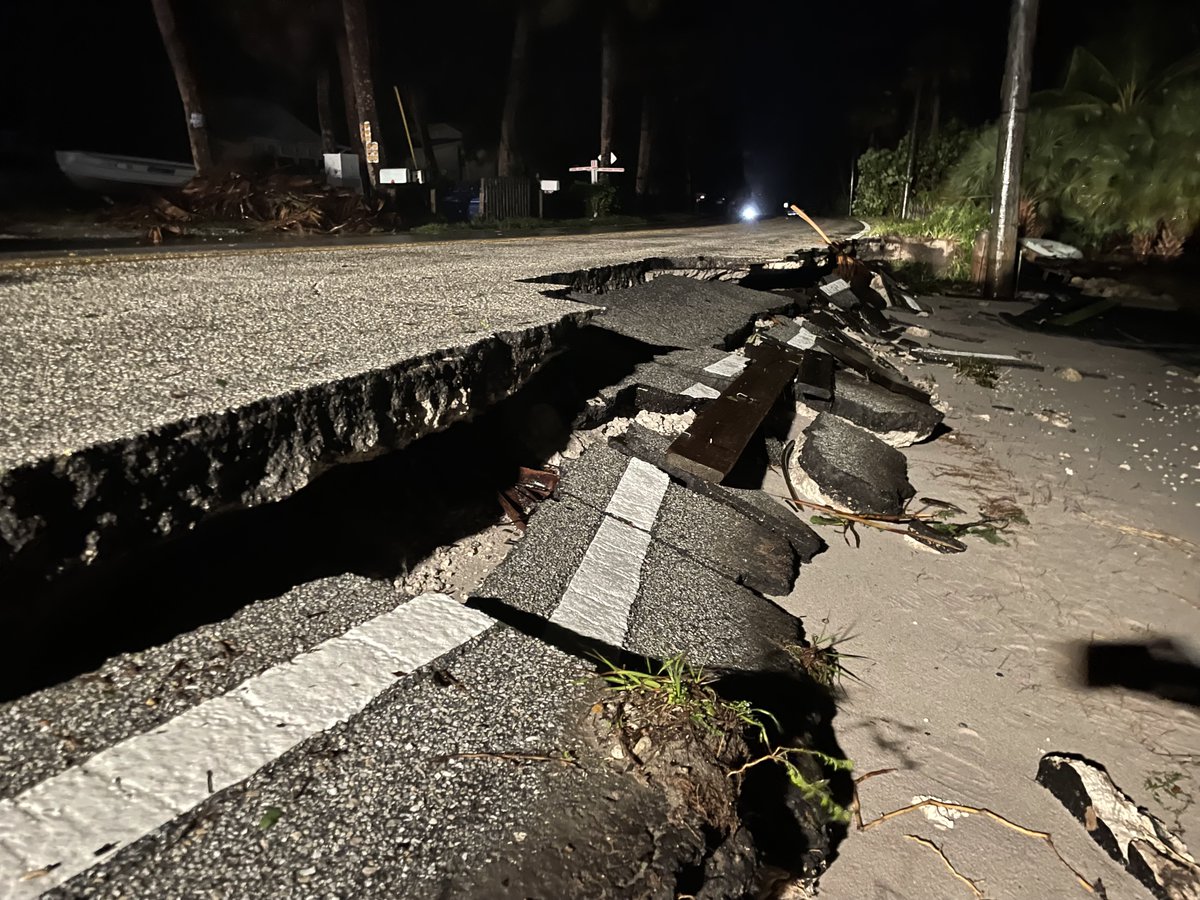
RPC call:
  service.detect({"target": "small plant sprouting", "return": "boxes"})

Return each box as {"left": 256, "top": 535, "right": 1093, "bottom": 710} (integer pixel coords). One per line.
{"left": 597, "top": 653, "right": 853, "bottom": 822}
{"left": 953, "top": 358, "right": 1000, "bottom": 389}
{"left": 729, "top": 746, "right": 855, "bottom": 823}
{"left": 597, "top": 653, "right": 776, "bottom": 744}
{"left": 784, "top": 631, "right": 864, "bottom": 690}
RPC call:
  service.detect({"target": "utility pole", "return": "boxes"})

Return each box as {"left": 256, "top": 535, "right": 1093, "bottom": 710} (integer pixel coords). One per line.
{"left": 986, "top": 0, "right": 1039, "bottom": 297}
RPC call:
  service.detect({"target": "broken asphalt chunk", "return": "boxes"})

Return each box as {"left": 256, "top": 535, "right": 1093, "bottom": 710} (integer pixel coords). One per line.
{"left": 1037, "top": 753, "right": 1200, "bottom": 900}
{"left": 613, "top": 424, "right": 823, "bottom": 565}
{"left": 790, "top": 413, "right": 915, "bottom": 515}
{"left": 555, "top": 441, "right": 799, "bottom": 596}
{"left": 827, "top": 371, "right": 943, "bottom": 447}
{"left": 589, "top": 275, "right": 796, "bottom": 351}
{"left": 816, "top": 275, "right": 860, "bottom": 310}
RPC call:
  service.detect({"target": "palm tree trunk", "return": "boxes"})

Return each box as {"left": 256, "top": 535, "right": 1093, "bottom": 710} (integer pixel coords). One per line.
{"left": 598, "top": 11, "right": 617, "bottom": 182}
{"left": 150, "top": 0, "right": 212, "bottom": 174}
{"left": 341, "top": 0, "right": 381, "bottom": 187}
{"left": 316, "top": 66, "right": 336, "bottom": 153}
{"left": 635, "top": 95, "right": 653, "bottom": 200}
{"left": 498, "top": 0, "right": 532, "bottom": 177}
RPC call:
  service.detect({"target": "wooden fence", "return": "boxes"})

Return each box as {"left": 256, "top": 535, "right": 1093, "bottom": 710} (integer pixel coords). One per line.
{"left": 479, "top": 177, "right": 533, "bottom": 220}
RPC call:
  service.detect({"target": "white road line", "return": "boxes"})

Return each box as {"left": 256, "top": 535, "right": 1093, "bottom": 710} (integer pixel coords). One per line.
{"left": 703, "top": 354, "right": 749, "bottom": 378}
{"left": 551, "top": 458, "right": 669, "bottom": 646}
{"left": 0, "top": 593, "right": 492, "bottom": 900}
{"left": 849, "top": 219, "right": 871, "bottom": 240}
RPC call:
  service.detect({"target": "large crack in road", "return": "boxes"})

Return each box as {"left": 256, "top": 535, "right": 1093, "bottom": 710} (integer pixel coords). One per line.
{"left": 0, "top": 221, "right": 873, "bottom": 898}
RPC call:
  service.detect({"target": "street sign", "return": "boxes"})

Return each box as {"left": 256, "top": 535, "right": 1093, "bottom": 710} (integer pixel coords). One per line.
{"left": 540, "top": 179, "right": 560, "bottom": 193}
{"left": 568, "top": 158, "right": 626, "bottom": 184}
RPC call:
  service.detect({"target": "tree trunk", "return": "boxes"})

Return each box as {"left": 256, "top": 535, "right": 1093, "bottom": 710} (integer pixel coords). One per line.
{"left": 150, "top": 0, "right": 212, "bottom": 174}
{"left": 928, "top": 74, "right": 942, "bottom": 142}
{"left": 316, "top": 66, "right": 336, "bottom": 153}
{"left": 598, "top": 11, "right": 617, "bottom": 182}
{"left": 341, "top": 0, "right": 380, "bottom": 187}
{"left": 498, "top": 0, "right": 532, "bottom": 177}
{"left": 635, "top": 94, "right": 653, "bottom": 200}
{"left": 335, "top": 34, "right": 358, "bottom": 148}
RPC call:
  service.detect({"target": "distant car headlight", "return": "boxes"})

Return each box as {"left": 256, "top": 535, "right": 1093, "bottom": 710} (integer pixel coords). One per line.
{"left": 740, "top": 203, "right": 760, "bottom": 221}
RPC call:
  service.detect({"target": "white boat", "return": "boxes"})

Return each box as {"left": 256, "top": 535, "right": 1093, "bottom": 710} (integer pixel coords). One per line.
{"left": 54, "top": 150, "right": 196, "bottom": 192}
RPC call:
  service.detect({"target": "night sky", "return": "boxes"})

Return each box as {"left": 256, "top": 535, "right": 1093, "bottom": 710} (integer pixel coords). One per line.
{"left": 1, "top": 0, "right": 1197, "bottom": 212}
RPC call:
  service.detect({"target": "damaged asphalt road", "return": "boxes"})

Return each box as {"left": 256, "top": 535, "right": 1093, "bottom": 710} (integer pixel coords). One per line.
{"left": 2, "top": 217, "right": 1198, "bottom": 899}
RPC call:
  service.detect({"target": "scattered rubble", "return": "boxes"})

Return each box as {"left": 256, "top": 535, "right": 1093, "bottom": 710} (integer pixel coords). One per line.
{"left": 1038, "top": 753, "right": 1200, "bottom": 899}
{"left": 103, "top": 171, "right": 399, "bottom": 239}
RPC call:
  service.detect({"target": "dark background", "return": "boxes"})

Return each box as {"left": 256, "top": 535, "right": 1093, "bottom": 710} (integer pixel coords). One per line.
{"left": 1, "top": 0, "right": 1197, "bottom": 212}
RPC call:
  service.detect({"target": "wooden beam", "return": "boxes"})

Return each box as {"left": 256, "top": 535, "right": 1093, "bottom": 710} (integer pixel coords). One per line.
{"left": 666, "top": 342, "right": 798, "bottom": 483}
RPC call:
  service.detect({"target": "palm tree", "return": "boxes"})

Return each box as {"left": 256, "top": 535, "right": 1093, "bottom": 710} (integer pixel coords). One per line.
{"left": 1039, "top": 47, "right": 1200, "bottom": 256}
{"left": 150, "top": 0, "right": 213, "bottom": 173}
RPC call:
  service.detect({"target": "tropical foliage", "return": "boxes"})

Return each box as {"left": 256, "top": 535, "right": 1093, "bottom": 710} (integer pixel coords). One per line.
{"left": 856, "top": 46, "right": 1200, "bottom": 259}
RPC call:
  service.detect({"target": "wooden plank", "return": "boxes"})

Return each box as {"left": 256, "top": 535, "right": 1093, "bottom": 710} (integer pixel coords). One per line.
{"left": 665, "top": 342, "right": 798, "bottom": 483}
{"left": 741, "top": 338, "right": 834, "bottom": 401}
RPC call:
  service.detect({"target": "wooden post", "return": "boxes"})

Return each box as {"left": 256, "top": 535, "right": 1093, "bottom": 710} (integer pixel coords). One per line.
{"left": 986, "top": 0, "right": 1039, "bottom": 298}
{"left": 341, "top": 0, "right": 381, "bottom": 187}
{"left": 150, "top": 0, "right": 212, "bottom": 174}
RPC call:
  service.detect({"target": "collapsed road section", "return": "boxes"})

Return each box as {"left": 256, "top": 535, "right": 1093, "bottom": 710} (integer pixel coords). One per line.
{"left": 0, "top": 222, "right": 857, "bottom": 677}
{"left": 8, "top": 218, "right": 1047, "bottom": 899}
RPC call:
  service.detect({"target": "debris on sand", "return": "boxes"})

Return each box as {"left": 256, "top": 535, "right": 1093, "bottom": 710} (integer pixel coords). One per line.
{"left": 1038, "top": 753, "right": 1200, "bottom": 899}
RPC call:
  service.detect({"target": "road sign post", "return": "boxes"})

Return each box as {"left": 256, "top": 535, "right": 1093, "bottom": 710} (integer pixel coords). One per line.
{"left": 568, "top": 152, "right": 625, "bottom": 185}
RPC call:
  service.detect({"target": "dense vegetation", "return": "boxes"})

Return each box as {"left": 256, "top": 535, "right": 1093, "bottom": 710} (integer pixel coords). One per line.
{"left": 855, "top": 47, "right": 1200, "bottom": 261}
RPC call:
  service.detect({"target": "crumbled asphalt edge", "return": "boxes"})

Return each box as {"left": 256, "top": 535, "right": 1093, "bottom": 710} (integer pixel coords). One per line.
{"left": 584, "top": 275, "right": 802, "bottom": 353}
{"left": 526, "top": 255, "right": 749, "bottom": 295}
{"left": 0, "top": 316, "right": 588, "bottom": 593}
{"left": 47, "top": 626, "right": 840, "bottom": 900}
{"left": 0, "top": 575, "right": 404, "bottom": 802}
